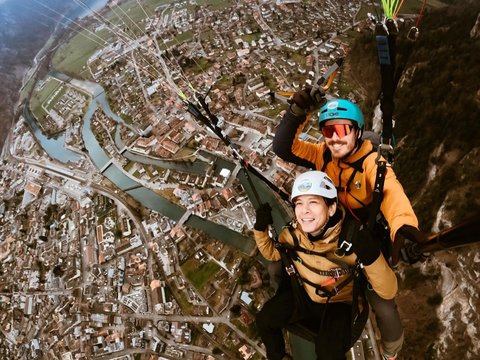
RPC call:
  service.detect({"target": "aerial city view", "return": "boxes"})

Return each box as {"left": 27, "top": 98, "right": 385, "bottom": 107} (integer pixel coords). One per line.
{"left": 0, "top": 0, "right": 479, "bottom": 359}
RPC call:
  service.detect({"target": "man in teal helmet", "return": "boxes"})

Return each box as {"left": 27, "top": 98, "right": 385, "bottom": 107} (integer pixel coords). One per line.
{"left": 273, "top": 88, "right": 427, "bottom": 360}
{"left": 318, "top": 99, "right": 365, "bottom": 159}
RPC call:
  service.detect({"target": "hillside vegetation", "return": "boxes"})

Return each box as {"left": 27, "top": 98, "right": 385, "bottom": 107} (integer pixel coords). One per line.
{"left": 345, "top": 1, "right": 480, "bottom": 231}
{"left": 344, "top": 2, "right": 480, "bottom": 358}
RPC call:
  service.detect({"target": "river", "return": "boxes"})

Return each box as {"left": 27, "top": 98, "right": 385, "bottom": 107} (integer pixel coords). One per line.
{"left": 20, "top": 5, "right": 313, "bottom": 357}
{"left": 23, "top": 73, "right": 293, "bottom": 256}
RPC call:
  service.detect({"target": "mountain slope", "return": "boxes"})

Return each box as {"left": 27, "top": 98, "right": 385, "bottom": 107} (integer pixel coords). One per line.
{"left": 344, "top": 2, "right": 480, "bottom": 358}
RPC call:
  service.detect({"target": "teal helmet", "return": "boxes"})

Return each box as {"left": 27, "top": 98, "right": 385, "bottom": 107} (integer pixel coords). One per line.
{"left": 318, "top": 99, "right": 364, "bottom": 129}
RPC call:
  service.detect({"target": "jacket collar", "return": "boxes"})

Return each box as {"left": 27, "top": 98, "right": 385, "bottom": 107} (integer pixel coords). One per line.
{"left": 337, "top": 140, "right": 374, "bottom": 169}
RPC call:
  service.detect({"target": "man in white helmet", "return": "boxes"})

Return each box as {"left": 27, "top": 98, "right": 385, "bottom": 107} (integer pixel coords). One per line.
{"left": 254, "top": 171, "right": 397, "bottom": 360}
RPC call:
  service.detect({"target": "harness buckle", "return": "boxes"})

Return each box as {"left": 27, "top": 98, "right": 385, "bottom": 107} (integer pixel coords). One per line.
{"left": 317, "top": 286, "right": 339, "bottom": 298}
{"left": 339, "top": 240, "right": 352, "bottom": 252}
{"left": 332, "top": 268, "right": 344, "bottom": 279}
{"left": 335, "top": 240, "right": 353, "bottom": 258}
{"left": 285, "top": 265, "right": 296, "bottom": 276}
{"left": 376, "top": 141, "right": 394, "bottom": 166}
{"left": 407, "top": 26, "right": 419, "bottom": 42}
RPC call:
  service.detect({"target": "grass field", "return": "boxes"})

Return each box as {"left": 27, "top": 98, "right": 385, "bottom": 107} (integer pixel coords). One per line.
{"left": 43, "top": 86, "right": 67, "bottom": 112}
{"left": 51, "top": 0, "right": 168, "bottom": 75}
{"left": 104, "top": 0, "right": 172, "bottom": 25}
{"left": 182, "top": 258, "right": 220, "bottom": 289}
{"left": 51, "top": 0, "right": 237, "bottom": 76}
{"left": 196, "top": 0, "right": 233, "bottom": 10}
{"left": 175, "top": 290, "right": 193, "bottom": 312}
{"left": 29, "top": 78, "right": 63, "bottom": 119}
{"left": 51, "top": 27, "right": 113, "bottom": 76}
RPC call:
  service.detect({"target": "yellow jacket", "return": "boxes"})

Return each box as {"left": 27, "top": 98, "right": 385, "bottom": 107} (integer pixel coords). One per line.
{"left": 273, "top": 112, "right": 418, "bottom": 241}
{"left": 253, "top": 209, "right": 398, "bottom": 304}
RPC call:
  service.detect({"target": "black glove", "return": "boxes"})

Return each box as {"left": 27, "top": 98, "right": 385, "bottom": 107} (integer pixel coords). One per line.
{"left": 254, "top": 203, "right": 273, "bottom": 231}
{"left": 392, "top": 225, "right": 428, "bottom": 265}
{"left": 351, "top": 227, "right": 381, "bottom": 266}
{"left": 290, "top": 86, "right": 326, "bottom": 116}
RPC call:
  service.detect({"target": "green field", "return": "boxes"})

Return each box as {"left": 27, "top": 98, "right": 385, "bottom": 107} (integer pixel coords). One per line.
{"left": 51, "top": 0, "right": 170, "bottom": 75}
{"left": 241, "top": 32, "right": 261, "bottom": 43}
{"left": 43, "top": 86, "right": 67, "bottom": 112}
{"left": 104, "top": 0, "right": 172, "bottom": 30}
{"left": 29, "top": 78, "right": 63, "bottom": 119}
{"left": 51, "top": 0, "right": 237, "bottom": 76}
{"left": 51, "top": 28, "right": 113, "bottom": 76}
{"left": 159, "top": 29, "right": 194, "bottom": 50}
{"left": 195, "top": 0, "right": 233, "bottom": 10}
{"left": 182, "top": 258, "right": 220, "bottom": 289}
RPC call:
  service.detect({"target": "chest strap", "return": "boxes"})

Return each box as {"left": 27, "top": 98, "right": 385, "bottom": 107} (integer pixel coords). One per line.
{"left": 278, "top": 226, "right": 358, "bottom": 298}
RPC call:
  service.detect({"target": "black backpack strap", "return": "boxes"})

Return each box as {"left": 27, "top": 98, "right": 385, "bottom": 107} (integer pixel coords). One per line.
{"left": 273, "top": 228, "right": 310, "bottom": 320}
{"left": 301, "top": 273, "right": 355, "bottom": 299}
{"left": 321, "top": 149, "right": 332, "bottom": 172}
{"left": 274, "top": 242, "right": 303, "bottom": 287}
{"left": 350, "top": 264, "right": 369, "bottom": 346}
{"left": 368, "top": 159, "right": 387, "bottom": 232}
{"left": 335, "top": 213, "right": 362, "bottom": 257}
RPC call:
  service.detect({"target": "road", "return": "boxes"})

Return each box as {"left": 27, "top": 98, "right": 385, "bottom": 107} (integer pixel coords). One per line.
{"left": 121, "top": 312, "right": 266, "bottom": 357}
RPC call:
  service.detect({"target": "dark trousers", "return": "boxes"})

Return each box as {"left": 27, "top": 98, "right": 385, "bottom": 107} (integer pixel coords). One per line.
{"left": 256, "top": 289, "right": 352, "bottom": 360}
{"left": 366, "top": 288, "right": 404, "bottom": 354}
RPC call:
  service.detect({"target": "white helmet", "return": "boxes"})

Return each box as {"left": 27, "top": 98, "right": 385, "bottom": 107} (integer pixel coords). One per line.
{"left": 291, "top": 171, "right": 337, "bottom": 201}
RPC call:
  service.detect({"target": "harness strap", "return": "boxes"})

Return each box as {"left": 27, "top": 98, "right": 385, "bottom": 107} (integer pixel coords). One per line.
{"left": 375, "top": 19, "right": 397, "bottom": 150}
{"left": 281, "top": 226, "right": 359, "bottom": 298}
{"left": 278, "top": 227, "right": 369, "bottom": 344}
{"left": 349, "top": 263, "right": 369, "bottom": 346}
{"left": 302, "top": 272, "right": 356, "bottom": 298}
{"left": 274, "top": 243, "right": 304, "bottom": 287}
{"left": 277, "top": 229, "right": 351, "bottom": 277}
{"left": 368, "top": 160, "right": 387, "bottom": 232}
{"left": 293, "top": 256, "right": 351, "bottom": 278}
{"left": 337, "top": 149, "right": 375, "bottom": 220}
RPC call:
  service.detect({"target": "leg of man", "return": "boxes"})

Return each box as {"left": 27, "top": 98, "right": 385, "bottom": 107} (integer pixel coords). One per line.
{"left": 256, "top": 290, "right": 296, "bottom": 360}
{"left": 311, "top": 302, "right": 352, "bottom": 360}
{"left": 366, "top": 289, "right": 404, "bottom": 356}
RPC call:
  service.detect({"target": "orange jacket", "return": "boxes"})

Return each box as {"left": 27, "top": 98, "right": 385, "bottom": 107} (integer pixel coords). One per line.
{"left": 273, "top": 111, "right": 418, "bottom": 241}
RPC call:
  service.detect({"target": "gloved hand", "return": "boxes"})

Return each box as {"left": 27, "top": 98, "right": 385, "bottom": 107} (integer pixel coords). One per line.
{"left": 254, "top": 203, "right": 273, "bottom": 231}
{"left": 290, "top": 86, "right": 326, "bottom": 116}
{"left": 392, "top": 225, "right": 428, "bottom": 265}
{"left": 351, "top": 226, "right": 381, "bottom": 266}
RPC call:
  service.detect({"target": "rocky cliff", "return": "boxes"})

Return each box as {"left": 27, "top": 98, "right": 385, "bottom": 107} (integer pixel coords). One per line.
{"left": 344, "top": 1, "right": 480, "bottom": 358}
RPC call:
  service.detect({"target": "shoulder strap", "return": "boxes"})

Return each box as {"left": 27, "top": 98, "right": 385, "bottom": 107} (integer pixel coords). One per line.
{"left": 368, "top": 160, "right": 387, "bottom": 232}
{"left": 335, "top": 213, "right": 362, "bottom": 257}
{"left": 349, "top": 268, "right": 369, "bottom": 346}
{"left": 342, "top": 148, "right": 376, "bottom": 187}
{"left": 321, "top": 149, "right": 332, "bottom": 172}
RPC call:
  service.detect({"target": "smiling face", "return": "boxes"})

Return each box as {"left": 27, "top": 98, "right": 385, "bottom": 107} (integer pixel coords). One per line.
{"left": 322, "top": 119, "right": 358, "bottom": 160}
{"left": 294, "top": 194, "right": 337, "bottom": 236}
